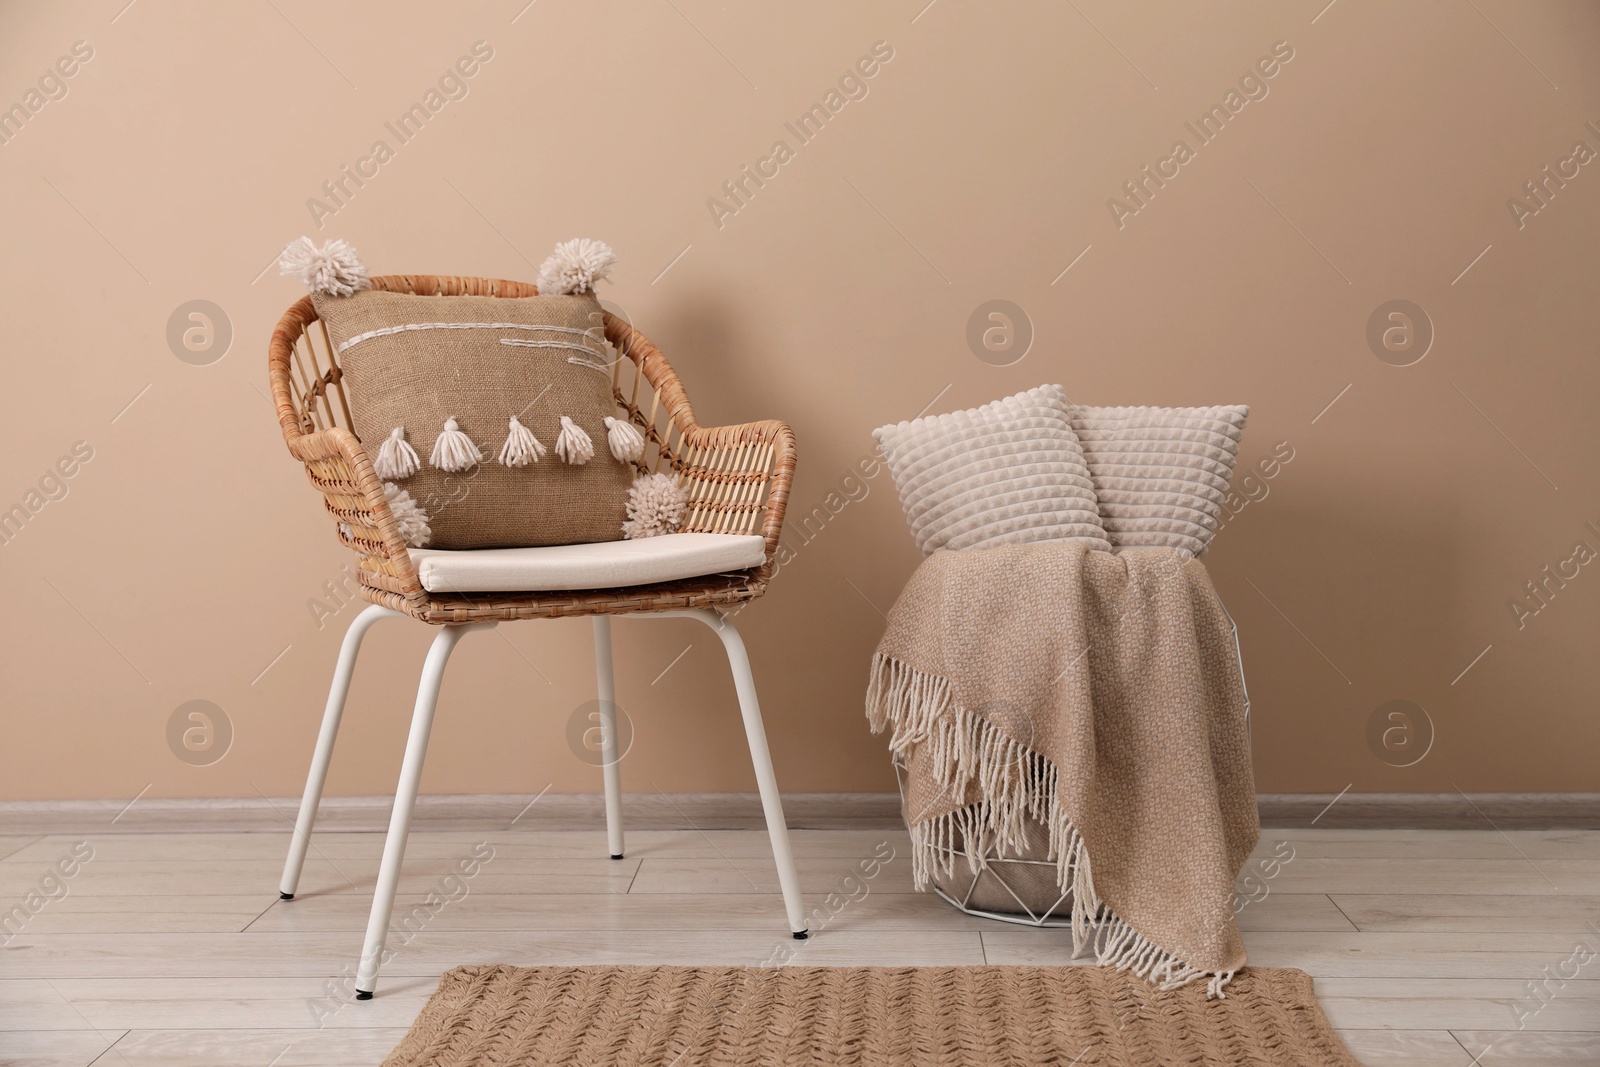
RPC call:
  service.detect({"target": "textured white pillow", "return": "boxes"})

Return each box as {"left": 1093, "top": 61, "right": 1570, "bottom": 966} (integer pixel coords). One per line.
{"left": 1067, "top": 404, "right": 1248, "bottom": 557}
{"left": 873, "top": 385, "right": 1111, "bottom": 555}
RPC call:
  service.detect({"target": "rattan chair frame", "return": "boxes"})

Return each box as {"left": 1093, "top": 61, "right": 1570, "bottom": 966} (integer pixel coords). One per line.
{"left": 267, "top": 274, "right": 797, "bottom": 624}
{"left": 266, "top": 275, "right": 807, "bottom": 998}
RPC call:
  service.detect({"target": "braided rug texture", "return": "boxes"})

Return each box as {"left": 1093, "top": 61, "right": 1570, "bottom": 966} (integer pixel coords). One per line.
{"left": 380, "top": 964, "right": 1363, "bottom": 1066}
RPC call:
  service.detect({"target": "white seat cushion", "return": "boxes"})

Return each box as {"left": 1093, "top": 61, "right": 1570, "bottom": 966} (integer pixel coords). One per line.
{"left": 408, "top": 532, "right": 767, "bottom": 593}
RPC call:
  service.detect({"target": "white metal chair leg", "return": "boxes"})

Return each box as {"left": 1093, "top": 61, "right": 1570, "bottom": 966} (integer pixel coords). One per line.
{"left": 658, "top": 609, "right": 808, "bottom": 938}
{"left": 355, "top": 620, "right": 495, "bottom": 997}
{"left": 592, "top": 616, "right": 625, "bottom": 860}
{"left": 279, "top": 603, "right": 403, "bottom": 900}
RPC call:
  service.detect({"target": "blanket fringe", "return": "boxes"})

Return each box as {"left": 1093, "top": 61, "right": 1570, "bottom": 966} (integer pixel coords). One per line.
{"left": 870, "top": 652, "right": 1235, "bottom": 998}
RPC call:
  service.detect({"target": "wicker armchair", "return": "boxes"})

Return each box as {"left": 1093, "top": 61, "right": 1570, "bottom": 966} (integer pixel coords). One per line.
{"left": 267, "top": 275, "right": 806, "bottom": 997}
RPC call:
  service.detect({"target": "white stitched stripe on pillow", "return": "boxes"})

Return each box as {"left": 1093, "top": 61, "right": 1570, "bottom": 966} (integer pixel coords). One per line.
{"left": 336, "top": 321, "right": 604, "bottom": 353}
{"left": 496, "top": 338, "right": 609, "bottom": 360}
{"left": 562, "top": 355, "right": 614, "bottom": 375}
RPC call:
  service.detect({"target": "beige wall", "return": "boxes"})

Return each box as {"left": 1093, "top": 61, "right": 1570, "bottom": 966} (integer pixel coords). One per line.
{"left": 3, "top": 0, "right": 1598, "bottom": 802}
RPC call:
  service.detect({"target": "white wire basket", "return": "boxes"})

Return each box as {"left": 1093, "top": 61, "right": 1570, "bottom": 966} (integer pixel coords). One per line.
{"left": 893, "top": 760, "right": 1074, "bottom": 927}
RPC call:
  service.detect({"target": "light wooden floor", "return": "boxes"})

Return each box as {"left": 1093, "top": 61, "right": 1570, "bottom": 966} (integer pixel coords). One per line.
{"left": 1, "top": 825, "right": 1597, "bottom": 1066}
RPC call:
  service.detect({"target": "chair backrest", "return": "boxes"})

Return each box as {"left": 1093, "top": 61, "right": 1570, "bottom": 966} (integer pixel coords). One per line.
{"left": 267, "top": 275, "right": 792, "bottom": 614}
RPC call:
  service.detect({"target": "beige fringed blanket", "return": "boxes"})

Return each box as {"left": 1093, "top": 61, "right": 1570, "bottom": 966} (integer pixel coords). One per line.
{"left": 866, "top": 542, "right": 1258, "bottom": 996}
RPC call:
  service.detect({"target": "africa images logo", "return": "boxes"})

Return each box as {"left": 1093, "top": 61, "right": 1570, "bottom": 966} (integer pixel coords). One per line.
{"left": 0, "top": 40, "right": 94, "bottom": 148}
{"left": 1106, "top": 40, "right": 1295, "bottom": 229}
{"left": 304, "top": 41, "right": 495, "bottom": 228}
{"left": 705, "top": 41, "right": 896, "bottom": 229}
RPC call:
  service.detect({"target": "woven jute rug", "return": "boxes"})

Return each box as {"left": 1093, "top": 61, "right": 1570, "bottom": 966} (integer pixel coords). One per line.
{"left": 380, "top": 964, "right": 1363, "bottom": 1066}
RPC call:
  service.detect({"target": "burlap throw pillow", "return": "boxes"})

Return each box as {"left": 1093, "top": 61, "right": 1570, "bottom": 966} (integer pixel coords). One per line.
{"left": 312, "top": 289, "right": 635, "bottom": 549}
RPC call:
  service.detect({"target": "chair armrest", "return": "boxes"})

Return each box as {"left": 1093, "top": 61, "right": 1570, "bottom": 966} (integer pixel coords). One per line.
{"left": 601, "top": 312, "right": 797, "bottom": 573}
{"left": 286, "top": 427, "right": 427, "bottom": 606}
{"left": 678, "top": 419, "right": 797, "bottom": 570}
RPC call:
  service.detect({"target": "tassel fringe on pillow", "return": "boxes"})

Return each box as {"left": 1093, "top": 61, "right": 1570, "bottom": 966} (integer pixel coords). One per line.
{"left": 604, "top": 416, "right": 645, "bottom": 463}
{"left": 278, "top": 236, "right": 370, "bottom": 297}
{"left": 498, "top": 416, "right": 546, "bottom": 467}
{"left": 373, "top": 427, "right": 420, "bottom": 480}
{"left": 554, "top": 416, "right": 595, "bottom": 465}
{"left": 386, "top": 415, "right": 634, "bottom": 471}
{"left": 623, "top": 472, "right": 689, "bottom": 539}
{"left": 430, "top": 417, "right": 483, "bottom": 472}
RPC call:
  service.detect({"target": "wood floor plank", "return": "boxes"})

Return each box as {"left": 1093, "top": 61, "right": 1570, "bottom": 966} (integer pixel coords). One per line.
{"left": 0, "top": 1029, "right": 122, "bottom": 1067}
{"left": 981, "top": 929, "right": 1592, "bottom": 978}
{"left": 1314, "top": 977, "right": 1600, "bottom": 1031}
{"left": 247, "top": 888, "right": 1350, "bottom": 935}
{"left": 1239, "top": 931, "right": 1597, "bottom": 978}
{"left": 6, "top": 889, "right": 1350, "bottom": 947}
{"left": 499, "top": 828, "right": 912, "bottom": 860}
{"left": 31, "top": 976, "right": 436, "bottom": 1030}
{"left": 625, "top": 854, "right": 921, "bottom": 895}
{"left": 246, "top": 890, "right": 989, "bottom": 934}
{"left": 0, "top": 857, "right": 640, "bottom": 899}
{"left": 1260, "top": 857, "right": 1597, "bottom": 894}
{"left": 0, "top": 837, "right": 41, "bottom": 864}
{"left": 93, "top": 1028, "right": 410, "bottom": 1067}
{"left": 0, "top": 794, "right": 903, "bottom": 836}
{"left": 0, "top": 896, "right": 272, "bottom": 936}
{"left": 1452, "top": 1029, "right": 1600, "bottom": 1065}
{"left": 1236, "top": 893, "right": 1360, "bottom": 932}
{"left": 1330, "top": 1030, "right": 1474, "bottom": 1067}
{"left": 0, "top": 981, "right": 114, "bottom": 1031}
{"left": 9, "top": 838, "right": 1586, "bottom": 897}
{"left": 0, "top": 829, "right": 913, "bottom": 865}
{"left": 0, "top": 929, "right": 986, "bottom": 978}
{"left": 1333, "top": 893, "right": 1600, "bottom": 933}
{"left": 1253, "top": 829, "right": 1600, "bottom": 860}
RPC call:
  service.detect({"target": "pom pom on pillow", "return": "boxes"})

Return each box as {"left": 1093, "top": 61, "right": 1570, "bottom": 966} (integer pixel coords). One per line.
{"left": 279, "top": 236, "right": 369, "bottom": 296}
{"left": 622, "top": 472, "right": 688, "bottom": 539}
{"left": 382, "top": 482, "right": 432, "bottom": 548}
{"left": 537, "top": 238, "right": 616, "bottom": 296}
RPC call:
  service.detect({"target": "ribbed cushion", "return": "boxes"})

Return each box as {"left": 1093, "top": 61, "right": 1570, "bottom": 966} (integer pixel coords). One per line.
{"left": 1067, "top": 405, "right": 1248, "bottom": 557}
{"left": 408, "top": 532, "right": 766, "bottom": 592}
{"left": 873, "top": 386, "right": 1110, "bottom": 555}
